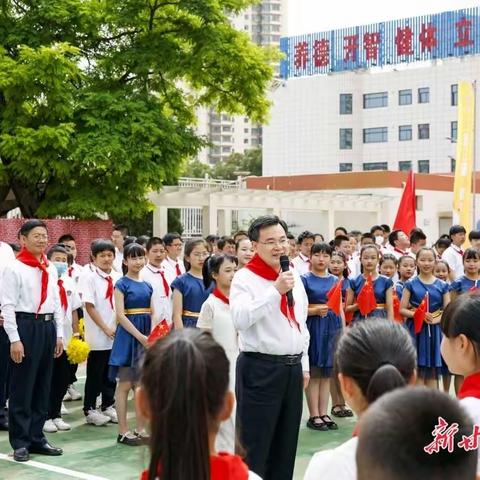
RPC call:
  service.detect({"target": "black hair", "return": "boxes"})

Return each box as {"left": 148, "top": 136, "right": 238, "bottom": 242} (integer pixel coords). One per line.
{"left": 184, "top": 238, "right": 208, "bottom": 271}
{"left": 449, "top": 224, "right": 467, "bottom": 237}
{"left": 141, "top": 329, "right": 229, "bottom": 480}
{"left": 335, "top": 319, "right": 416, "bottom": 404}
{"left": 361, "top": 232, "right": 375, "bottom": 243}
{"left": 311, "top": 242, "right": 333, "bottom": 256}
{"left": 442, "top": 293, "right": 480, "bottom": 357}
{"left": 123, "top": 236, "right": 137, "bottom": 248}
{"left": 333, "top": 235, "right": 349, "bottom": 248}
{"left": 360, "top": 244, "right": 379, "bottom": 258}
{"left": 248, "top": 215, "right": 288, "bottom": 242}
{"left": 91, "top": 239, "right": 116, "bottom": 257}
{"left": 19, "top": 219, "right": 47, "bottom": 237}
{"left": 58, "top": 234, "right": 75, "bottom": 244}
{"left": 388, "top": 229, "right": 402, "bottom": 247}
{"left": 435, "top": 237, "right": 451, "bottom": 249}
{"left": 469, "top": 230, "right": 480, "bottom": 241}
{"left": 335, "top": 227, "right": 348, "bottom": 235}
{"left": 410, "top": 229, "right": 427, "bottom": 245}
{"left": 217, "top": 237, "right": 235, "bottom": 251}
{"left": 122, "top": 243, "right": 145, "bottom": 275}
{"left": 379, "top": 253, "right": 397, "bottom": 267}
{"left": 370, "top": 225, "right": 384, "bottom": 234}
{"left": 113, "top": 224, "right": 129, "bottom": 237}
{"left": 232, "top": 230, "right": 248, "bottom": 242}
{"left": 398, "top": 255, "right": 415, "bottom": 267}
{"left": 136, "top": 235, "right": 150, "bottom": 248}
{"left": 163, "top": 232, "right": 182, "bottom": 247}
{"left": 9, "top": 243, "right": 20, "bottom": 253}
{"left": 205, "top": 234, "right": 219, "bottom": 243}
{"left": 380, "top": 224, "right": 391, "bottom": 234}
{"left": 146, "top": 237, "right": 164, "bottom": 252}
{"left": 297, "top": 230, "right": 315, "bottom": 245}
{"left": 47, "top": 243, "right": 68, "bottom": 260}
{"left": 356, "top": 387, "right": 476, "bottom": 480}
{"left": 202, "top": 254, "right": 238, "bottom": 289}
{"left": 463, "top": 247, "right": 480, "bottom": 262}
{"left": 330, "top": 251, "right": 349, "bottom": 279}
{"left": 415, "top": 246, "right": 435, "bottom": 261}
{"left": 314, "top": 233, "right": 324, "bottom": 241}
{"left": 434, "top": 259, "right": 451, "bottom": 273}
{"left": 286, "top": 233, "right": 295, "bottom": 240}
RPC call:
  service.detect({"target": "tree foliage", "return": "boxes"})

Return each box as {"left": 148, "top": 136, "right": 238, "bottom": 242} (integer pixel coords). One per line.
{"left": 0, "top": 0, "right": 275, "bottom": 218}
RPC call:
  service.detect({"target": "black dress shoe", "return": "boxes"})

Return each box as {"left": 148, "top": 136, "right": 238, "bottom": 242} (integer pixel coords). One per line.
{"left": 13, "top": 447, "right": 29, "bottom": 462}
{"left": 29, "top": 442, "right": 63, "bottom": 456}
{"left": 0, "top": 420, "right": 8, "bottom": 431}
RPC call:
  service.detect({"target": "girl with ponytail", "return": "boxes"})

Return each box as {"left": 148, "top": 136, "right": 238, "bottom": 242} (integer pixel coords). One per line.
{"left": 304, "top": 319, "right": 416, "bottom": 480}
{"left": 198, "top": 254, "right": 238, "bottom": 453}
{"left": 136, "top": 329, "right": 260, "bottom": 480}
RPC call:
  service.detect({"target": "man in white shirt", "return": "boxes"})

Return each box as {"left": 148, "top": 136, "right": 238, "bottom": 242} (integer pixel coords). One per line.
{"left": 442, "top": 224, "right": 466, "bottom": 280}
{"left": 1, "top": 220, "right": 64, "bottom": 462}
{"left": 0, "top": 241, "right": 15, "bottom": 431}
{"left": 140, "top": 237, "right": 172, "bottom": 325}
{"left": 111, "top": 224, "right": 128, "bottom": 273}
{"left": 231, "top": 215, "right": 310, "bottom": 480}
{"left": 161, "top": 233, "right": 185, "bottom": 285}
{"left": 388, "top": 230, "right": 411, "bottom": 260}
{"left": 291, "top": 230, "right": 315, "bottom": 275}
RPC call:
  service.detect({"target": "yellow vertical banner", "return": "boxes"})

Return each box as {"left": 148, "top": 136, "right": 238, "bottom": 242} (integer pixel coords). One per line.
{"left": 453, "top": 81, "right": 475, "bottom": 235}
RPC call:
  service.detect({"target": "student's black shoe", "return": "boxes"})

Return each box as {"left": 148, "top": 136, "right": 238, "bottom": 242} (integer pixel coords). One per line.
{"left": 117, "top": 432, "right": 142, "bottom": 446}
{"left": 306, "top": 416, "right": 329, "bottom": 431}
{"left": 29, "top": 442, "right": 63, "bottom": 456}
{"left": 13, "top": 447, "right": 29, "bottom": 462}
{"left": 320, "top": 415, "right": 338, "bottom": 430}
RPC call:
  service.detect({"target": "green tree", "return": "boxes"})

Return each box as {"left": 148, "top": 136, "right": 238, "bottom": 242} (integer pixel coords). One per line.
{"left": 211, "top": 147, "right": 262, "bottom": 180}
{"left": 0, "top": 1, "right": 275, "bottom": 218}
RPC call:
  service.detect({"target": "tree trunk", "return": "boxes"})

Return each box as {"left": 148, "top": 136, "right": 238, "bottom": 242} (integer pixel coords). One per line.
{"left": 9, "top": 178, "right": 40, "bottom": 218}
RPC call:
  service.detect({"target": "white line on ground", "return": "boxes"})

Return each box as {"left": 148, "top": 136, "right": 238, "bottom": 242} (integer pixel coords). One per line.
{"left": 0, "top": 453, "right": 109, "bottom": 480}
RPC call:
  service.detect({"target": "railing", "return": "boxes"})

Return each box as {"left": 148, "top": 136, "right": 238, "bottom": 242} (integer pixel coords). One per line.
{"left": 178, "top": 177, "right": 243, "bottom": 191}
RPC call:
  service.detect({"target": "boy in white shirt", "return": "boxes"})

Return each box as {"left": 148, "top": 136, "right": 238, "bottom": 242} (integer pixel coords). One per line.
{"left": 442, "top": 224, "right": 467, "bottom": 280}
{"left": 161, "top": 233, "right": 185, "bottom": 285}
{"left": 291, "top": 230, "right": 315, "bottom": 275}
{"left": 82, "top": 239, "right": 121, "bottom": 426}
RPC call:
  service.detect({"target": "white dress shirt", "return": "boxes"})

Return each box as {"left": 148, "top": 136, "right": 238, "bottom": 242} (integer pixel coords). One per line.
{"left": 140, "top": 264, "right": 172, "bottom": 326}
{"left": 291, "top": 253, "right": 311, "bottom": 276}
{"left": 161, "top": 256, "right": 186, "bottom": 286}
{"left": 0, "top": 242, "right": 15, "bottom": 304}
{"left": 113, "top": 248, "right": 123, "bottom": 273}
{"left": 82, "top": 267, "right": 121, "bottom": 350}
{"left": 59, "top": 275, "right": 82, "bottom": 346}
{"left": 230, "top": 266, "right": 310, "bottom": 372}
{"left": 442, "top": 245, "right": 464, "bottom": 279}
{"left": 1, "top": 260, "right": 63, "bottom": 343}
{"left": 67, "top": 262, "right": 84, "bottom": 285}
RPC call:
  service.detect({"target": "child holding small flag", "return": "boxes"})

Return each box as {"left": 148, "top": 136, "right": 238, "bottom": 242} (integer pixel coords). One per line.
{"left": 400, "top": 247, "right": 450, "bottom": 388}
{"left": 301, "top": 243, "right": 344, "bottom": 432}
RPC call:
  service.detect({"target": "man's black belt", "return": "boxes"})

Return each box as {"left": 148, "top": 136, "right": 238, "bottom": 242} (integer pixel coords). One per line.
{"left": 244, "top": 352, "right": 303, "bottom": 366}
{"left": 17, "top": 312, "right": 54, "bottom": 322}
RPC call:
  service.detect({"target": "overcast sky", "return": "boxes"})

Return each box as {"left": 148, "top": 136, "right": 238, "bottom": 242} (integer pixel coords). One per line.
{"left": 288, "top": 0, "right": 480, "bottom": 35}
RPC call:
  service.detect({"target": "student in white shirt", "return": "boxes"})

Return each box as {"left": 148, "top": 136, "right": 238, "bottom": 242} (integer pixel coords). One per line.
{"left": 161, "top": 233, "right": 185, "bottom": 285}
{"left": 388, "top": 230, "right": 411, "bottom": 260}
{"left": 303, "top": 319, "right": 416, "bottom": 480}
{"left": 82, "top": 239, "right": 121, "bottom": 426}
{"left": 112, "top": 224, "right": 129, "bottom": 273}
{"left": 231, "top": 215, "right": 310, "bottom": 480}
{"left": 291, "top": 230, "right": 315, "bottom": 275}
{"left": 442, "top": 224, "right": 467, "bottom": 280}
{"left": 441, "top": 293, "right": 480, "bottom": 475}
{"left": 44, "top": 245, "right": 82, "bottom": 433}
{"left": 408, "top": 229, "right": 427, "bottom": 259}
{"left": 140, "top": 237, "right": 172, "bottom": 326}
{"left": 0, "top": 240, "right": 15, "bottom": 431}
{"left": 1, "top": 220, "right": 64, "bottom": 462}
{"left": 57, "top": 234, "right": 83, "bottom": 283}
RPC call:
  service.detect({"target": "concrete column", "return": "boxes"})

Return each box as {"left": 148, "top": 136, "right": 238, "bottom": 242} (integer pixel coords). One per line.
{"left": 328, "top": 209, "right": 335, "bottom": 239}
{"left": 153, "top": 206, "right": 168, "bottom": 237}
{"left": 218, "top": 209, "right": 232, "bottom": 236}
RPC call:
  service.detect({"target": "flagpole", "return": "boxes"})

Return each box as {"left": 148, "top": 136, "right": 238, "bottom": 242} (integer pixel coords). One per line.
{"left": 473, "top": 80, "right": 477, "bottom": 230}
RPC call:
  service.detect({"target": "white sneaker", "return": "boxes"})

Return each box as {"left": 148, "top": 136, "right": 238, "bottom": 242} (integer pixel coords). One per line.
{"left": 61, "top": 402, "right": 69, "bottom": 415}
{"left": 85, "top": 409, "right": 110, "bottom": 426}
{"left": 53, "top": 417, "right": 71, "bottom": 431}
{"left": 43, "top": 419, "right": 58, "bottom": 433}
{"left": 102, "top": 406, "right": 118, "bottom": 424}
{"left": 63, "top": 391, "right": 72, "bottom": 402}
{"left": 67, "top": 385, "right": 82, "bottom": 401}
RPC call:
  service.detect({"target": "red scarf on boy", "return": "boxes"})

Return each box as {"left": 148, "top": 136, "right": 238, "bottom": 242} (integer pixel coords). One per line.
{"left": 17, "top": 247, "right": 49, "bottom": 313}
{"left": 246, "top": 253, "right": 300, "bottom": 331}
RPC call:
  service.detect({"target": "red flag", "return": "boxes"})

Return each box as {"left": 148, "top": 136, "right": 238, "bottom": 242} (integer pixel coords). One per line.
{"left": 392, "top": 290, "right": 402, "bottom": 322}
{"left": 357, "top": 274, "right": 377, "bottom": 316}
{"left": 327, "top": 279, "right": 343, "bottom": 316}
{"left": 345, "top": 311, "right": 354, "bottom": 324}
{"left": 413, "top": 292, "right": 429, "bottom": 334}
{"left": 148, "top": 319, "right": 170, "bottom": 346}
{"left": 393, "top": 171, "right": 416, "bottom": 235}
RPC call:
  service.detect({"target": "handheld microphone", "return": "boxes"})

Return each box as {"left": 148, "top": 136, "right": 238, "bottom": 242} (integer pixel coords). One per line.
{"left": 279, "top": 255, "right": 294, "bottom": 308}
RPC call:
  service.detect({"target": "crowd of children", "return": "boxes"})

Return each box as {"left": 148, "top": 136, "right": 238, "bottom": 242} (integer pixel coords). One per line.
{"left": 1, "top": 218, "right": 480, "bottom": 479}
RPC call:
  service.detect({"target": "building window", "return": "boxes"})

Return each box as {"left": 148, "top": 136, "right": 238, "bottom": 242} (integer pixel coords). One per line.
{"left": 451, "top": 84, "right": 458, "bottom": 106}
{"left": 339, "top": 128, "right": 353, "bottom": 149}
{"left": 363, "top": 92, "right": 388, "bottom": 109}
{"left": 399, "top": 125, "right": 412, "bottom": 141}
{"left": 399, "top": 161, "right": 412, "bottom": 171}
{"left": 244, "top": 139, "right": 249, "bottom": 144}
{"left": 418, "top": 124, "right": 430, "bottom": 140}
{"left": 339, "top": 163, "right": 353, "bottom": 172}
{"left": 418, "top": 160, "right": 430, "bottom": 173}
{"left": 363, "top": 162, "right": 388, "bottom": 171}
{"left": 363, "top": 127, "right": 388, "bottom": 143}
{"left": 418, "top": 87, "right": 430, "bottom": 104}
{"left": 451, "top": 121, "right": 458, "bottom": 142}
{"left": 340, "top": 94, "right": 353, "bottom": 114}
{"left": 451, "top": 158, "right": 456, "bottom": 173}
{"left": 399, "top": 89, "right": 412, "bottom": 105}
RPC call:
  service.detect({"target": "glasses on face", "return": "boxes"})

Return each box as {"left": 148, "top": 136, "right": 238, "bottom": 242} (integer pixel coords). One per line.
{"left": 191, "top": 252, "right": 209, "bottom": 258}
{"left": 258, "top": 238, "right": 289, "bottom": 249}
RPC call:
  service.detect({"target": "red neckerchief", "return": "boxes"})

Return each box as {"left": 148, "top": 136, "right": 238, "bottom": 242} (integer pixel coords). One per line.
{"left": 140, "top": 453, "right": 249, "bottom": 480}
{"left": 246, "top": 253, "right": 300, "bottom": 331}
{"left": 454, "top": 245, "right": 464, "bottom": 256}
{"left": 96, "top": 269, "right": 114, "bottom": 308}
{"left": 147, "top": 265, "right": 170, "bottom": 296}
{"left": 458, "top": 372, "right": 480, "bottom": 400}
{"left": 17, "top": 247, "right": 49, "bottom": 313}
{"left": 394, "top": 247, "right": 406, "bottom": 255}
{"left": 213, "top": 287, "right": 229, "bottom": 305}
{"left": 58, "top": 279, "right": 68, "bottom": 312}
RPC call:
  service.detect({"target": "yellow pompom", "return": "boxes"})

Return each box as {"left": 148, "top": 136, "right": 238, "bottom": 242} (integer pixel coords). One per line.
{"left": 66, "top": 337, "right": 90, "bottom": 364}
{"left": 78, "top": 318, "right": 85, "bottom": 339}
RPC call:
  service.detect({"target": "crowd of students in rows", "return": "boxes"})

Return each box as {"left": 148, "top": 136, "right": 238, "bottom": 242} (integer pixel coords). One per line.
{"left": 1, "top": 218, "right": 480, "bottom": 479}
